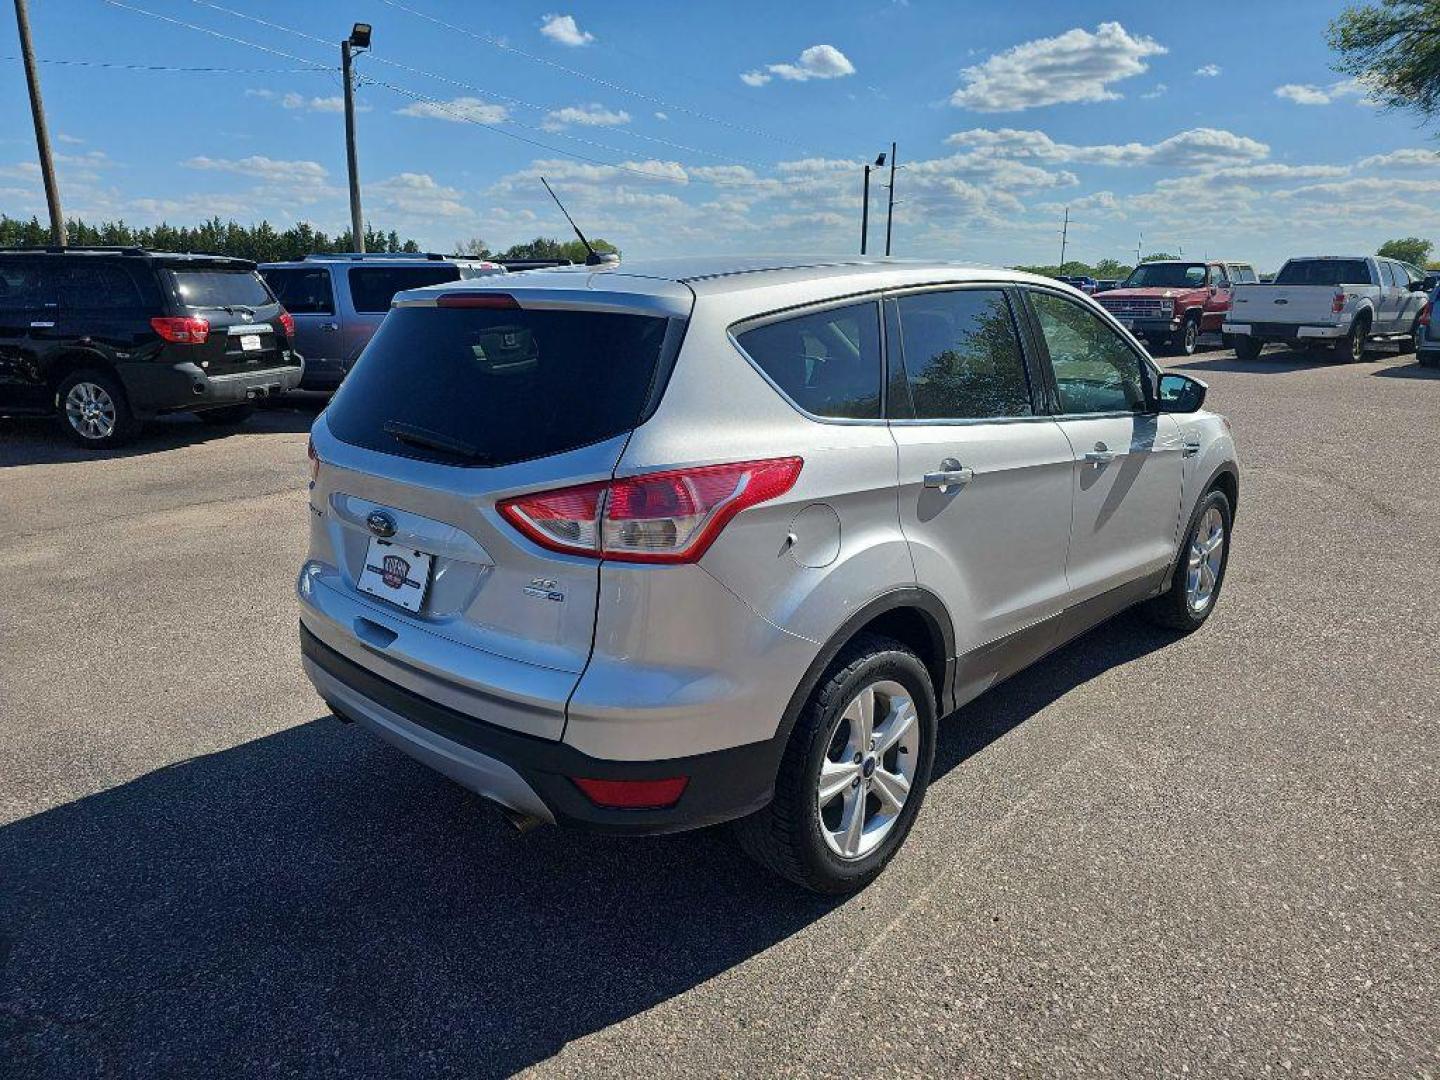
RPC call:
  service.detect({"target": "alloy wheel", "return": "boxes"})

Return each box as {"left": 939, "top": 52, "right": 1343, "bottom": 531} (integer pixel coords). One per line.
{"left": 815, "top": 679, "right": 920, "bottom": 860}
{"left": 64, "top": 381, "right": 118, "bottom": 441}
{"left": 1186, "top": 506, "right": 1225, "bottom": 613}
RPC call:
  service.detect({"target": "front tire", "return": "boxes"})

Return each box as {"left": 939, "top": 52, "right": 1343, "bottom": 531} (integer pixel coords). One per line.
{"left": 1143, "top": 488, "right": 1232, "bottom": 632}
{"left": 1233, "top": 336, "right": 1263, "bottom": 361}
{"left": 55, "top": 369, "right": 139, "bottom": 449}
{"left": 1175, "top": 314, "right": 1201, "bottom": 356}
{"left": 734, "top": 634, "right": 937, "bottom": 894}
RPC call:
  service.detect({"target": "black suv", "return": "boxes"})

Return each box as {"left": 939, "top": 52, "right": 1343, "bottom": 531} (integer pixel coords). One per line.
{"left": 0, "top": 246, "right": 303, "bottom": 448}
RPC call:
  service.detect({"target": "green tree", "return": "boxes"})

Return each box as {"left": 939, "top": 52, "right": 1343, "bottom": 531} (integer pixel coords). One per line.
{"left": 495, "top": 236, "right": 620, "bottom": 262}
{"left": 1378, "top": 236, "right": 1433, "bottom": 264}
{"left": 453, "top": 236, "right": 493, "bottom": 258}
{"left": 1328, "top": 1, "right": 1440, "bottom": 123}
{"left": 1093, "top": 258, "right": 1133, "bottom": 279}
{"left": 1141, "top": 252, "right": 1179, "bottom": 263}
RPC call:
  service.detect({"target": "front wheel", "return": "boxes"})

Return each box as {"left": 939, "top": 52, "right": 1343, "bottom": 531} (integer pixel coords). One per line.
{"left": 734, "top": 634, "right": 937, "bottom": 894}
{"left": 56, "top": 369, "right": 139, "bottom": 449}
{"left": 1143, "top": 488, "right": 1232, "bottom": 632}
{"left": 1174, "top": 314, "right": 1201, "bottom": 356}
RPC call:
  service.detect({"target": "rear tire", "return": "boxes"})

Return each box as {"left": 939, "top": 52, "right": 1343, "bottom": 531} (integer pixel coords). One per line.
{"left": 1233, "top": 336, "right": 1263, "bottom": 361}
{"left": 734, "top": 633, "right": 937, "bottom": 894}
{"left": 1403, "top": 317, "right": 1423, "bottom": 356}
{"left": 55, "top": 369, "right": 140, "bottom": 449}
{"left": 196, "top": 404, "right": 255, "bottom": 426}
{"left": 1143, "top": 488, "right": 1232, "bottom": 633}
{"left": 1336, "top": 316, "right": 1369, "bottom": 363}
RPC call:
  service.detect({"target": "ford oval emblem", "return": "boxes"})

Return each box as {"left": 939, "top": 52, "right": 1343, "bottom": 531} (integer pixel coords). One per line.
{"left": 366, "top": 510, "right": 397, "bottom": 538}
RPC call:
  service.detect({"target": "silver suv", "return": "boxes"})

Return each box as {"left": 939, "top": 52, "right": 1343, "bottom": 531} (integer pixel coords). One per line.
{"left": 298, "top": 256, "right": 1239, "bottom": 893}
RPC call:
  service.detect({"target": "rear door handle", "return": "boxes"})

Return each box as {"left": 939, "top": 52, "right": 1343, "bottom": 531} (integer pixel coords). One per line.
{"left": 322, "top": 322, "right": 340, "bottom": 332}
{"left": 30, "top": 320, "right": 55, "bottom": 329}
{"left": 1084, "top": 450, "right": 1118, "bottom": 464}
{"left": 923, "top": 459, "right": 974, "bottom": 490}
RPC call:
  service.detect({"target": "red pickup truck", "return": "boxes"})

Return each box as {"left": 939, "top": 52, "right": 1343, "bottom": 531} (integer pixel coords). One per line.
{"left": 1095, "top": 260, "right": 1257, "bottom": 355}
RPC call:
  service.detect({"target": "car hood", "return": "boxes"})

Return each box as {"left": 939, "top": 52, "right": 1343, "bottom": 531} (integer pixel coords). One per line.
{"left": 1098, "top": 287, "right": 1202, "bottom": 302}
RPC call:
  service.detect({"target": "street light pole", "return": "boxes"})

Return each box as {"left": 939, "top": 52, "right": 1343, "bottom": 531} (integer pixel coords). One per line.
{"left": 13, "top": 0, "right": 65, "bottom": 245}
{"left": 860, "top": 164, "right": 871, "bottom": 255}
{"left": 884, "top": 141, "right": 897, "bottom": 257}
{"left": 341, "top": 22, "right": 371, "bottom": 253}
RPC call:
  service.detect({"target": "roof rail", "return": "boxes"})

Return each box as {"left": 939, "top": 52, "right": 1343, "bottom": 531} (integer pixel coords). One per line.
{"left": 302, "top": 251, "right": 448, "bottom": 261}
{"left": 0, "top": 244, "right": 148, "bottom": 256}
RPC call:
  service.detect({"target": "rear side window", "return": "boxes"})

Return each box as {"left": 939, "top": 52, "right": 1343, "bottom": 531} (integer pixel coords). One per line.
{"left": 347, "top": 265, "right": 461, "bottom": 313}
{"left": 168, "top": 269, "right": 274, "bottom": 308}
{"left": 735, "top": 301, "right": 881, "bottom": 419}
{"left": 1274, "top": 260, "right": 1371, "bottom": 286}
{"left": 325, "top": 305, "right": 671, "bottom": 466}
{"left": 53, "top": 261, "right": 142, "bottom": 309}
{"left": 892, "top": 289, "right": 1032, "bottom": 421}
{"left": 262, "top": 267, "right": 335, "bottom": 315}
{"left": 0, "top": 259, "right": 51, "bottom": 308}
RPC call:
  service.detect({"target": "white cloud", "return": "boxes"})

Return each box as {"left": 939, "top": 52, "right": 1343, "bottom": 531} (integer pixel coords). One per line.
{"left": 372, "top": 172, "right": 475, "bottom": 220}
{"left": 1142, "top": 83, "right": 1168, "bottom": 99}
{"left": 540, "top": 14, "right": 593, "bottom": 47}
{"left": 1194, "top": 64, "right": 1221, "bottom": 77}
{"left": 950, "top": 22, "right": 1166, "bottom": 111}
{"left": 541, "top": 103, "right": 631, "bottom": 131}
{"left": 742, "top": 44, "right": 855, "bottom": 86}
{"left": 183, "top": 155, "right": 329, "bottom": 182}
{"left": 56, "top": 133, "right": 84, "bottom": 145}
{"left": 249, "top": 88, "right": 365, "bottom": 114}
{"left": 1274, "top": 79, "right": 1369, "bottom": 106}
{"left": 1356, "top": 148, "right": 1440, "bottom": 170}
{"left": 654, "top": 112, "right": 668, "bottom": 121}
{"left": 945, "top": 126, "right": 1269, "bottom": 168}
{"left": 395, "top": 97, "right": 509, "bottom": 125}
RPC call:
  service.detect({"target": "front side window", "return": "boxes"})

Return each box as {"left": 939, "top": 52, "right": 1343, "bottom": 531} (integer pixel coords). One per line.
{"left": 1029, "top": 290, "right": 1148, "bottom": 415}
{"left": 262, "top": 267, "right": 335, "bottom": 315}
{"left": 1207, "top": 265, "right": 1230, "bottom": 287}
{"left": 735, "top": 301, "right": 882, "bottom": 419}
{"left": 1379, "top": 261, "right": 1396, "bottom": 287}
{"left": 891, "top": 289, "right": 1032, "bottom": 421}
{"left": 347, "top": 265, "right": 461, "bottom": 313}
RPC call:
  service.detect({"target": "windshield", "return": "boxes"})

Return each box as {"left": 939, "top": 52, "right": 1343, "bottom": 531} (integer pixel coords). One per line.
{"left": 1121, "top": 263, "right": 1207, "bottom": 288}
{"left": 1274, "top": 259, "right": 1371, "bottom": 287}
{"left": 325, "top": 305, "right": 673, "bottom": 466}
{"left": 167, "top": 269, "right": 274, "bottom": 309}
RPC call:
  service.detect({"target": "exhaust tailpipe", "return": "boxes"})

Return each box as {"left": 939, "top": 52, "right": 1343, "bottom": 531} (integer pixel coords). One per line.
{"left": 499, "top": 804, "right": 545, "bottom": 834}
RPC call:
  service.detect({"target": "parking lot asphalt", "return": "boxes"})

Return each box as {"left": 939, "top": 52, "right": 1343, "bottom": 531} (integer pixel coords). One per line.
{"left": 1, "top": 351, "right": 1437, "bottom": 1078}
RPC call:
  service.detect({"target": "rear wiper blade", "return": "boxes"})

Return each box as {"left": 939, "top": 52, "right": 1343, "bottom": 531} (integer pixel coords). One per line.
{"left": 382, "top": 421, "right": 490, "bottom": 462}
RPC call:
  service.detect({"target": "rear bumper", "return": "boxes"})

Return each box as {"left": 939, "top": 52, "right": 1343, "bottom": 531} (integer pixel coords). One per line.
{"left": 300, "top": 624, "right": 782, "bottom": 834}
{"left": 120, "top": 358, "right": 303, "bottom": 414}
{"left": 1224, "top": 321, "right": 1348, "bottom": 340}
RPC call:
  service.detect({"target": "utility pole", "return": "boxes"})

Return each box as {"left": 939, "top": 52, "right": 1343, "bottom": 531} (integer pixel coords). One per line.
{"left": 341, "top": 23, "right": 371, "bottom": 253}
{"left": 1059, "top": 206, "right": 1069, "bottom": 269}
{"left": 860, "top": 163, "right": 871, "bottom": 255}
{"left": 884, "top": 141, "right": 897, "bottom": 256}
{"left": 14, "top": 0, "right": 65, "bottom": 245}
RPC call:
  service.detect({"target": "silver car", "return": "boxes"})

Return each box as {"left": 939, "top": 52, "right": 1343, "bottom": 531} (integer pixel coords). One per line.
{"left": 298, "top": 256, "right": 1239, "bottom": 893}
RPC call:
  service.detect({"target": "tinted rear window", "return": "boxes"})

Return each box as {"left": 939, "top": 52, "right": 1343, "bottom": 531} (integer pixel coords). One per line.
{"left": 325, "top": 306, "right": 672, "bottom": 466}
{"left": 168, "top": 269, "right": 274, "bottom": 308}
{"left": 348, "top": 266, "right": 461, "bottom": 313}
{"left": 1274, "top": 260, "right": 1371, "bottom": 286}
{"left": 261, "top": 267, "right": 334, "bottom": 314}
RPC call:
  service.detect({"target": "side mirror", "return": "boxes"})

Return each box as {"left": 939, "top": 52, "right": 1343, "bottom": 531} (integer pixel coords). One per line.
{"left": 1157, "top": 372, "right": 1207, "bottom": 413}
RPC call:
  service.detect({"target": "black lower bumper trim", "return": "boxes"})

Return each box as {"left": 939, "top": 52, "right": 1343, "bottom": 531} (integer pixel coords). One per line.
{"left": 300, "top": 623, "right": 782, "bottom": 834}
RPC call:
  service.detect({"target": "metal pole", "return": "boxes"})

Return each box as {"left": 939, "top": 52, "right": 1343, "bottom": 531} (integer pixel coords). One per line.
{"left": 884, "top": 141, "right": 897, "bottom": 257}
{"left": 1059, "top": 207, "right": 1069, "bottom": 269}
{"left": 14, "top": 0, "right": 65, "bottom": 245}
{"left": 860, "top": 164, "right": 871, "bottom": 255}
{"left": 342, "top": 39, "right": 365, "bottom": 253}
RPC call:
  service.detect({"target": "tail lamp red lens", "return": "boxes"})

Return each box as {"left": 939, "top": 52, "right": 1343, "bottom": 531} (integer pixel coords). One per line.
{"left": 497, "top": 457, "right": 803, "bottom": 564}
{"left": 307, "top": 436, "right": 319, "bottom": 482}
{"left": 1331, "top": 289, "right": 1346, "bottom": 314}
{"left": 150, "top": 315, "right": 210, "bottom": 344}
{"left": 1420, "top": 301, "right": 1432, "bottom": 328}
{"left": 572, "top": 776, "right": 688, "bottom": 809}
{"left": 278, "top": 309, "right": 296, "bottom": 338}
{"left": 435, "top": 292, "right": 520, "bottom": 309}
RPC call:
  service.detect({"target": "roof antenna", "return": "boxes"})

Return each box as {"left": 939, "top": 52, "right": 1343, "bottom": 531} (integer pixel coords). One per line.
{"left": 540, "top": 176, "right": 619, "bottom": 267}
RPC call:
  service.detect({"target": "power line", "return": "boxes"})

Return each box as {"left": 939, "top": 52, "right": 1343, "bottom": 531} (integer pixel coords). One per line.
{"left": 0, "top": 55, "right": 324, "bottom": 73}
{"left": 101, "top": 0, "right": 336, "bottom": 74}
{"left": 187, "top": 0, "right": 766, "bottom": 167}
{"left": 378, "top": 0, "right": 811, "bottom": 151}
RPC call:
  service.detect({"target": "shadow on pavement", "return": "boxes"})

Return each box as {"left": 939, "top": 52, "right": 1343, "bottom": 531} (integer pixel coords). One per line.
{"left": 0, "top": 614, "right": 1172, "bottom": 1077}
{"left": 1372, "top": 361, "right": 1440, "bottom": 380}
{"left": 0, "top": 396, "right": 324, "bottom": 468}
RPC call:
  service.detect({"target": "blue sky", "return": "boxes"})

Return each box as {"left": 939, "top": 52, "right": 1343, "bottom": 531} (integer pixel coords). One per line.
{"left": 3, "top": 0, "right": 1437, "bottom": 269}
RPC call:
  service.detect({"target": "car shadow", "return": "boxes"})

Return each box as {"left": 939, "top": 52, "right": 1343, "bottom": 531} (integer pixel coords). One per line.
{"left": 0, "top": 613, "right": 1172, "bottom": 1077}
{"left": 1372, "top": 361, "right": 1440, "bottom": 380}
{"left": 0, "top": 396, "right": 325, "bottom": 468}
{"left": 1167, "top": 347, "right": 1335, "bottom": 374}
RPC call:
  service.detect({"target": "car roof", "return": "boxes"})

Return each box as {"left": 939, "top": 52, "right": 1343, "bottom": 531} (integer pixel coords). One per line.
{"left": 259, "top": 255, "right": 499, "bottom": 268}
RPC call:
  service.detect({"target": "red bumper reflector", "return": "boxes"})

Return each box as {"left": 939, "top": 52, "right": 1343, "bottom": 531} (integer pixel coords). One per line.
{"left": 572, "top": 776, "right": 689, "bottom": 809}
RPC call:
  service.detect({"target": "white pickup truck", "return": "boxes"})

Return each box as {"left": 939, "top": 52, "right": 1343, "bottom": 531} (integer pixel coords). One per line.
{"left": 1223, "top": 255, "right": 1429, "bottom": 362}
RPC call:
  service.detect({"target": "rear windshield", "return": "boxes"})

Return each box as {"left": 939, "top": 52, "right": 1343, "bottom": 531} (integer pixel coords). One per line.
{"left": 1121, "top": 263, "right": 1207, "bottom": 288}
{"left": 168, "top": 269, "right": 275, "bottom": 309}
{"left": 325, "top": 305, "right": 672, "bottom": 466}
{"left": 1274, "top": 259, "right": 1371, "bottom": 286}
{"left": 347, "top": 265, "right": 461, "bottom": 313}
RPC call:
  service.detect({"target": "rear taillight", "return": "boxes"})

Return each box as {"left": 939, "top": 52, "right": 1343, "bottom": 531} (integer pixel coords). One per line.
{"left": 278, "top": 309, "right": 296, "bottom": 338}
{"left": 150, "top": 315, "right": 210, "bottom": 344}
{"left": 1420, "top": 302, "right": 1432, "bottom": 328}
{"left": 1331, "top": 289, "right": 1346, "bottom": 314}
{"left": 497, "top": 457, "right": 803, "bottom": 564}
{"left": 307, "top": 436, "right": 319, "bottom": 482}
{"left": 572, "top": 776, "right": 688, "bottom": 809}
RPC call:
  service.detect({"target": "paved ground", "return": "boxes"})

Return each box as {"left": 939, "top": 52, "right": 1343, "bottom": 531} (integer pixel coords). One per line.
{"left": 1, "top": 351, "right": 1437, "bottom": 1078}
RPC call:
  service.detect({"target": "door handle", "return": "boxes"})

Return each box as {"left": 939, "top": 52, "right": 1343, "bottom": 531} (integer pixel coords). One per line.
{"left": 322, "top": 322, "right": 340, "bottom": 332}
{"left": 1084, "top": 449, "right": 1118, "bottom": 465}
{"left": 29, "top": 320, "right": 55, "bottom": 329}
{"left": 923, "top": 459, "right": 974, "bottom": 490}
